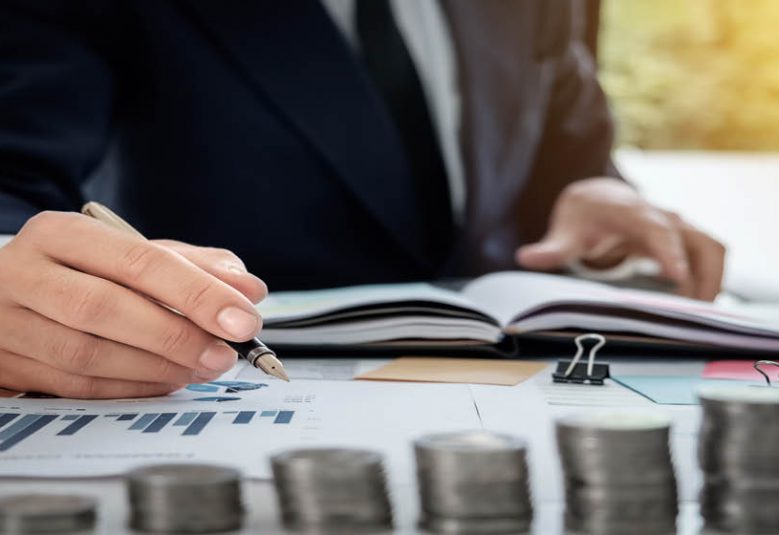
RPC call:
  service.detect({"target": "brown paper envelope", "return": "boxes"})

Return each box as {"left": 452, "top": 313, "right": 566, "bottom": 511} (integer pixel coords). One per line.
{"left": 355, "top": 357, "right": 548, "bottom": 386}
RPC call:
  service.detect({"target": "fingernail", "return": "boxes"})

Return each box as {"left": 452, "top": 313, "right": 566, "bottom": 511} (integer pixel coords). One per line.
{"left": 251, "top": 274, "right": 268, "bottom": 300}
{"left": 227, "top": 263, "right": 246, "bottom": 274}
{"left": 199, "top": 342, "right": 238, "bottom": 372}
{"left": 217, "top": 306, "right": 260, "bottom": 339}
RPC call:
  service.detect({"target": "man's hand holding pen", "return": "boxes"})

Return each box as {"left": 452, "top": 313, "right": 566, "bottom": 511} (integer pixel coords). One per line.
{"left": 0, "top": 210, "right": 268, "bottom": 399}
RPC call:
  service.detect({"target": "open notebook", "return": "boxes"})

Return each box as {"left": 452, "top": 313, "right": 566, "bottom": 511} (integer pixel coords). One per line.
{"left": 256, "top": 272, "right": 779, "bottom": 355}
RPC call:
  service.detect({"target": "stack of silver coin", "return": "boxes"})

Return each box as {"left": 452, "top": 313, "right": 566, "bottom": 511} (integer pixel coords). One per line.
{"left": 556, "top": 412, "right": 678, "bottom": 534}
{"left": 271, "top": 448, "right": 393, "bottom": 532}
{"left": 0, "top": 494, "right": 96, "bottom": 533}
{"left": 698, "top": 386, "right": 779, "bottom": 533}
{"left": 126, "top": 463, "right": 244, "bottom": 533}
{"left": 414, "top": 431, "right": 533, "bottom": 534}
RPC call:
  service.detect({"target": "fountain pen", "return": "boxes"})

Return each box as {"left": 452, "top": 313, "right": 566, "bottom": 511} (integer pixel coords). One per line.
{"left": 81, "top": 201, "right": 289, "bottom": 382}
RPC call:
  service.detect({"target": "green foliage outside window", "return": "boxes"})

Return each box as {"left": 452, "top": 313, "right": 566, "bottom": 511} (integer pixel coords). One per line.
{"left": 599, "top": 0, "right": 779, "bottom": 150}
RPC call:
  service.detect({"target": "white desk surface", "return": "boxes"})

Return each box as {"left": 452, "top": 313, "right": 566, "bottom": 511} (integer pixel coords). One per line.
{"left": 0, "top": 358, "right": 711, "bottom": 534}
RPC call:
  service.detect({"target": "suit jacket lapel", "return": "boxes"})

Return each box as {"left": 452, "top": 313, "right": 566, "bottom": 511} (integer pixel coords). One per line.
{"left": 180, "top": 0, "right": 431, "bottom": 270}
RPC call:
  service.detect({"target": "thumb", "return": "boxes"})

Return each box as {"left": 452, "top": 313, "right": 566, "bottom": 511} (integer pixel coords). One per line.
{"left": 515, "top": 234, "right": 581, "bottom": 271}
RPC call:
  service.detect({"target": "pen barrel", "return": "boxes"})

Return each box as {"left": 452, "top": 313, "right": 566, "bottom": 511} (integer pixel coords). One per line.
{"left": 227, "top": 338, "right": 275, "bottom": 367}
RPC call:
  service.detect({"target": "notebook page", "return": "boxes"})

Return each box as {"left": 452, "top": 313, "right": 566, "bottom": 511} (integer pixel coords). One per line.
{"left": 462, "top": 272, "right": 608, "bottom": 327}
{"left": 258, "top": 282, "right": 492, "bottom": 324}
{"left": 463, "top": 271, "right": 779, "bottom": 338}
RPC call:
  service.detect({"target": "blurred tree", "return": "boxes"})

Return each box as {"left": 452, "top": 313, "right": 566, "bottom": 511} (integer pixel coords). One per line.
{"left": 600, "top": 0, "right": 779, "bottom": 150}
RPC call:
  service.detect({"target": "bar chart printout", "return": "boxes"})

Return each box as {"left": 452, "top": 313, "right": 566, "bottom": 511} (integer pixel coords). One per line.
{"left": 0, "top": 409, "right": 296, "bottom": 453}
{"left": 0, "top": 380, "right": 484, "bottom": 481}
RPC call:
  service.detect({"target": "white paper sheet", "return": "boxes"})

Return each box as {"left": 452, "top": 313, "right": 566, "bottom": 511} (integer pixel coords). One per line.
{"left": 540, "top": 379, "right": 654, "bottom": 408}
{"left": 235, "top": 358, "right": 378, "bottom": 381}
{"left": 0, "top": 379, "right": 480, "bottom": 482}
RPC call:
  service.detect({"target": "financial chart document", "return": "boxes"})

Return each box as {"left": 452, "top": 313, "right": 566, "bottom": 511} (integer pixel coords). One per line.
{"left": 0, "top": 370, "right": 480, "bottom": 480}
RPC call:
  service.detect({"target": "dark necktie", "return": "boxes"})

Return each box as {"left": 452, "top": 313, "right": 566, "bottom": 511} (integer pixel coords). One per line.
{"left": 355, "top": 0, "right": 453, "bottom": 267}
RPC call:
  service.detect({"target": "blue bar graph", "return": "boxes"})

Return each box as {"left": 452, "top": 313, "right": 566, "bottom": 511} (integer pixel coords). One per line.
{"left": 233, "top": 411, "right": 255, "bottom": 424}
{"left": 173, "top": 412, "right": 198, "bottom": 427}
{"left": 274, "top": 411, "right": 294, "bottom": 424}
{"left": 0, "top": 413, "right": 19, "bottom": 430}
{"left": 143, "top": 413, "right": 176, "bottom": 434}
{"left": 183, "top": 412, "right": 215, "bottom": 436}
{"left": 0, "top": 415, "right": 57, "bottom": 452}
{"left": 129, "top": 413, "right": 159, "bottom": 431}
{"left": 57, "top": 415, "right": 97, "bottom": 436}
{"left": 0, "top": 414, "right": 41, "bottom": 441}
{"left": 186, "top": 384, "right": 219, "bottom": 393}
{"left": 0, "top": 406, "right": 298, "bottom": 454}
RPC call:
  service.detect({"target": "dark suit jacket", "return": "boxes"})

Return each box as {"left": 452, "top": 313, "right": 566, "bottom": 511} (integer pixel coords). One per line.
{"left": 0, "top": 0, "right": 617, "bottom": 290}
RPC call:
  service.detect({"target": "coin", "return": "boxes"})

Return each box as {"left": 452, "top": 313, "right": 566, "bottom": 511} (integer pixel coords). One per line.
{"left": 420, "top": 513, "right": 531, "bottom": 535}
{"left": 271, "top": 448, "right": 393, "bottom": 532}
{"left": 0, "top": 494, "right": 96, "bottom": 533}
{"left": 698, "top": 386, "right": 779, "bottom": 533}
{"left": 126, "top": 463, "right": 244, "bottom": 533}
{"left": 556, "top": 412, "right": 678, "bottom": 534}
{"left": 414, "top": 431, "right": 533, "bottom": 534}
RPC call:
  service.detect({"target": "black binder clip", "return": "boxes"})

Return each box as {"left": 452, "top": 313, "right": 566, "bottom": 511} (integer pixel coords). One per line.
{"left": 552, "top": 333, "right": 610, "bottom": 385}
{"left": 753, "top": 360, "right": 779, "bottom": 386}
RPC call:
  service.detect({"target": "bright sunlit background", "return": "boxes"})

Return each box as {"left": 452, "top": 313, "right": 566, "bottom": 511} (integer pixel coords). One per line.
{"left": 600, "top": 0, "right": 779, "bottom": 151}
{"left": 595, "top": 0, "right": 779, "bottom": 300}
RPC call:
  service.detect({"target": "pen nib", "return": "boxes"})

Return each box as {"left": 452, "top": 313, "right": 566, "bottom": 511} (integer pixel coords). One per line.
{"left": 275, "top": 366, "right": 291, "bottom": 383}
{"left": 257, "top": 354, "right": 290, "bottom": 382}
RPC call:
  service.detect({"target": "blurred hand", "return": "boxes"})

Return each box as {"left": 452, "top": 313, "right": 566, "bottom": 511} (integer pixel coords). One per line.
{"left": 515, "top": 177, "right": 726, "bottom": 301}
{"left": 0, "top": 212, "right": 267, "bottom": 399}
